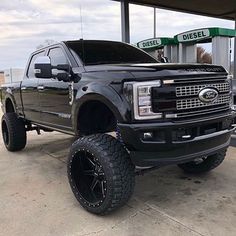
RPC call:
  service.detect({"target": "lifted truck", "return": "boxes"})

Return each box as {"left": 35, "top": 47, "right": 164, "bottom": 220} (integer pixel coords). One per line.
{"left": 0, "top": 40, "right": 235, "bottom": 215}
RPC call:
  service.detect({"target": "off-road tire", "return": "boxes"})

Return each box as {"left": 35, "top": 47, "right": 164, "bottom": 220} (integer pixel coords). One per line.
{"left": 178, "top": 150, "right": 226, "bottom": 174}
{"left": 67, "top": 133, "right": 135, "bottom": 215}
{"left": 1, "top": 113, "right": 27, "bottom": 151}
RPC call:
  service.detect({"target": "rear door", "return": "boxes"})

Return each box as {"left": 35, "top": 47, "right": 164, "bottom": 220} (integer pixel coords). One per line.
{"left": 38, "top": 46, "right": 72, "bottom": 131}
{"left": 21, "top": 50, "right": 45, "bottom": 122}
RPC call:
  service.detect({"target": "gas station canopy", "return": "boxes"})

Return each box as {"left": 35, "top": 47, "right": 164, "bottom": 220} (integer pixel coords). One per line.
{"left": 114, "top": 0, "right": 236, "bottom": 78}
{"left": 136, "top": 28, "right": 236, "bottom": 71}
{"left": 114, "top": 0, "right": 236, "bottom": 20}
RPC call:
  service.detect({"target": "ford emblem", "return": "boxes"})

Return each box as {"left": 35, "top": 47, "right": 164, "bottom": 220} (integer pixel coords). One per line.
{"left": 198, "top": 88, "right": 218, "bottom": 103}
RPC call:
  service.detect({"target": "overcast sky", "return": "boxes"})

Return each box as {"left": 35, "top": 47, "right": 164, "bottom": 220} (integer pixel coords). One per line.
{"left": 0, "top": 0, "right": 235, "bottom": 70}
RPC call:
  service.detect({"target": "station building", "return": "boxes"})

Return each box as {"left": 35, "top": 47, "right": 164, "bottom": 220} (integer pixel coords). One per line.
{"left": 0, "top": 71, "right": 4, "bottom": 86}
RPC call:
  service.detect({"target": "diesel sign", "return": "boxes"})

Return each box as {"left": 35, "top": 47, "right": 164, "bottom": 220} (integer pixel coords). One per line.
{"left": 138, "top": 38, "right": 161, "bottom": 49}
{"left": 177, "top": 29, "right": 210, "bottom": 43}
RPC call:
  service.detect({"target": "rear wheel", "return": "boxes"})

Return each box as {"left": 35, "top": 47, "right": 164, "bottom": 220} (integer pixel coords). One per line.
{"left": 1, "top": 113, "right": 27, "bottom": 151}
{"left": 178, "top": 150, "right": 226, "bottom": 174}
{"left": 67, "top": 133, "right": 135, "bottom": 215}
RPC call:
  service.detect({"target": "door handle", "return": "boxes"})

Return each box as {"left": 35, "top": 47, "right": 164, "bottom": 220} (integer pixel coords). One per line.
{"left": 37, "top": 85, "right": 45, "bottom": 91}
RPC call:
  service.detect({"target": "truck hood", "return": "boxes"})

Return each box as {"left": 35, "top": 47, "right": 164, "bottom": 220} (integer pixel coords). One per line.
{"left": 84, "top": 63, "right": 227, "bottom": 81}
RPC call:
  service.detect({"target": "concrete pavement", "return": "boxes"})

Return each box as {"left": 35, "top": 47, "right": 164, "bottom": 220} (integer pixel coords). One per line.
{"left": 0, "top": 113, "right": 236, "bottom": 236}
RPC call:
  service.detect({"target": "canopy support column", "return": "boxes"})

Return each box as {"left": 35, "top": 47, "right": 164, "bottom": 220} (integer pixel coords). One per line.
{"left": 121, "top": 0, "right": 130, "bottom": 43}
{"left": 212, "top": 36, "right": 231, "bottom": 72}
{"left": 234, "top": 16, "right": 236, "bottom": 79}
{"left": 154, "top": 8, "right": 156, "bottom": 38}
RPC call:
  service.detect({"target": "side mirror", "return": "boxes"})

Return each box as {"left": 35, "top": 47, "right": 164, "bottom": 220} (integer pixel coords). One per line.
{"left": 56, "top": 72, "right": 71, "bottom": 82}
{"left": 56, "top": 64, "right": 70, "bottom": 71}
{"left": 34, "top": 56, "right": 52, "bottom": 78}
{"left": 34, "top": 56, "right": 71, "bottom": 82}
{"left": 52, "top": 64, "right": 71, "bottom": 82}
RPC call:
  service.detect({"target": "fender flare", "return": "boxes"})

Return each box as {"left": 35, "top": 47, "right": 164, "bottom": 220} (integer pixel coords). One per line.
{"left": 4, "top": 91, "right": 17, "bottom": 114}
{"left": 71, "top": 83, "right": 130, "bottom": 133}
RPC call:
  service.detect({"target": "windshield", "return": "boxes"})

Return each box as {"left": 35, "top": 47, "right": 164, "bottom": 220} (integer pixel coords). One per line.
{"left": 65, "top": 40, "right": 158, "bottom": 65}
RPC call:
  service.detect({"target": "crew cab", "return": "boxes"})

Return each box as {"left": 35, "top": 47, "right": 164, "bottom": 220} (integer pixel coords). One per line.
{"left": 0, "top": 40, "right": 235, "bottom": 215}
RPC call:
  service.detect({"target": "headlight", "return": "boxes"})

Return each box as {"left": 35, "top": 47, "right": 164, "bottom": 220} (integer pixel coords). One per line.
{"left": 124, "top": 80, "right": 162, "bottom": 120}
{"left": 138, "top": 86, "right": 151, "bottom": 107}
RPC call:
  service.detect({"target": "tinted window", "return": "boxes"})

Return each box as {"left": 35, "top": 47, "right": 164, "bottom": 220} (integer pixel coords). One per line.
{"left": 66, "top": 41, "right": 157, "bottom": 65}
{"left": 27, "top": 51, "right": 45, "bottom": 78}
{"left": 48, "top": 47, "right": 68, "bottom": 66}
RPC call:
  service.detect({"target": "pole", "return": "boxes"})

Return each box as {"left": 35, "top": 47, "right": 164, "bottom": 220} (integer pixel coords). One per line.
{"left": 234, "top": 16, "right": 236, "bottom": 79}
{"left": 154, "top": 8, "right": 156, "bottom": 38}
{"left": 121, "top": 0, "right": 130, "bottom": 43}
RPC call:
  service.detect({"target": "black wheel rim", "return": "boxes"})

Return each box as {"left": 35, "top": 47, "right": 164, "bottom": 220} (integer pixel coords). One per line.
{"left": 2, "top": 121, "right": 9, "bottom": 146}
{"left": 70, "top": 150, "right": 107, "bottom": 207}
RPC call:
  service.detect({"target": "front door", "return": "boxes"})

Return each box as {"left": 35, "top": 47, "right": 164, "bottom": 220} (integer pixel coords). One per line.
{"left": 38, "top": 47, "right": 72, "bottom": 131}
{"left": 21, "top": 50, "right": 45, "bottom": 122}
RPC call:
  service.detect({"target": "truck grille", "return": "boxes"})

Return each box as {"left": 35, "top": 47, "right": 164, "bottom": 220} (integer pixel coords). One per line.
{"left": 151, "top": 76, "right": 231, "bottom": 119}
{"left": 176, "top": 82, "right": 230, "bottom": 97}
{"left": 177, "top": 94, "right": 230, "bottom": 110}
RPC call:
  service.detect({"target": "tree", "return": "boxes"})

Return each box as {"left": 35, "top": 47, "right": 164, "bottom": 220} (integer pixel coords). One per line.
{"left": 197, "top": 46, "right": 212, "bottom": 64}
{"left": 36, "top": 39, "right": 57, "bottom": 49}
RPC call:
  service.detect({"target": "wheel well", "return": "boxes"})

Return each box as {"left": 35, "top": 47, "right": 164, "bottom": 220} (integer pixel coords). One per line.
{"left": 77, "top": 101, "right": 117, "bottom": 135}
{"left": 5, "top": 99, "right": 15, "bottom": 113}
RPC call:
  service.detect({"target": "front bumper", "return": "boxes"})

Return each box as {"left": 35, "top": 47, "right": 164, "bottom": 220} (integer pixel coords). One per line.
{"left": 118, "top": 113, "right": 235, "bottom": 167}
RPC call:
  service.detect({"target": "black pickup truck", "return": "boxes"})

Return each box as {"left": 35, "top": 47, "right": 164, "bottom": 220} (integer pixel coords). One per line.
{"left": 1, "top": 40, "right": 235, "bottom": 215}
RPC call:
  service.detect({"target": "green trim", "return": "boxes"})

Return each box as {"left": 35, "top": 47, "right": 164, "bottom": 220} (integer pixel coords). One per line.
{"left": 175, "top": 27, "right": 236, "bottom": 43}
{"left": 137, "top": 27, "right": 236, "bottom": 49}
{"left": 137, "top": 37, "right": 176, "bottom": 49}
{"left": 209, "top": 28, "right": 236, "bottom": 37}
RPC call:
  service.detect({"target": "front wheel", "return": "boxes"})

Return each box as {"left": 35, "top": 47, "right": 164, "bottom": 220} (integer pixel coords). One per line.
{"left": 178, "top": 150, "right": 226, "bottom": 174}
{"left": 67, "top": 134, "right": 135, "bottom": 215}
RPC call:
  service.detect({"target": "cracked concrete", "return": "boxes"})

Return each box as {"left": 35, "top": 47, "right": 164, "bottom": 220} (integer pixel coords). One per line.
{"left": 0, "top": 111, "right": 236, "bottom": 236}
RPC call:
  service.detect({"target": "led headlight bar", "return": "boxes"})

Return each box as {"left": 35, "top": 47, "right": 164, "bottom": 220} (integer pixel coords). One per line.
{"left": 124, "top": 80, "right": 162, "bottom": 120}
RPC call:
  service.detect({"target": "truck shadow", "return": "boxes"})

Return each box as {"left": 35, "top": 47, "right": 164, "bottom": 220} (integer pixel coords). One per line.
{"left": 24, "top": 132, "right": 74, "bottom": 162}
{"left": 23, "top": 131, "right": 236, "bottom": 219}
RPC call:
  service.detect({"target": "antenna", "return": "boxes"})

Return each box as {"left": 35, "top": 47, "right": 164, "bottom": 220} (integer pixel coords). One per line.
{"left": 80, "top": 38, "right": 85, "bottom": 66}
{"left": 79, "top": 5, "right": 85, "bottom": 65}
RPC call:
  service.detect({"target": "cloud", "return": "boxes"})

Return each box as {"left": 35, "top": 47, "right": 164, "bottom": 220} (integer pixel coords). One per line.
{"left": 0, "top": 0, "right": 234, "bottom": 69}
